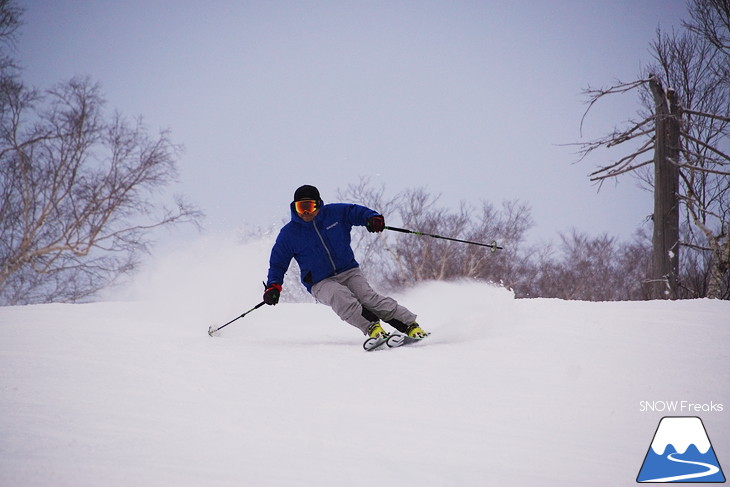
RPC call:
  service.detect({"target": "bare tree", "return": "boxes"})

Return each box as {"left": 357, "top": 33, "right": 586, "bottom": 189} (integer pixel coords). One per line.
{"left": 334, "top": 180, "right": 532, "bottom": 292}
{"left": 576, "top": 21, "right": 730, "bottom": 299}
{"left": 0, "top": 0, "right": 21, "bottom": 116}
{"left": 0, "top": 0, "right": 21, "bottom": 65}
{"left": 336, "top": 177, "right": 403, "bottom": 279}
{"left": 685, "top": 0, "right": 730, "bottom": 54}
{"left": 522, "top": 230, "right": 652, "bottom": 301}
{"left": 0, "top": 77, "right": 201, "bottom": 304}
{"left": 332, "top": 179, "right": 658, "bottom": 301}
{"left": 375, "top": 187, "right": 531, "bottom": 290}
{"left": 682, "top": 0, "right": 730, "bottom": 299}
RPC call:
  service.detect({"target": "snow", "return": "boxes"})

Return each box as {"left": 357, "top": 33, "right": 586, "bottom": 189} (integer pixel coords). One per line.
{"left": 1, "top": 237, "right": 729, "bottom": 486}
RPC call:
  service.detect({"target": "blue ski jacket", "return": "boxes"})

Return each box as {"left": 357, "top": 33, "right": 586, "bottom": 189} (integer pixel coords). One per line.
{"left": 266, "top": 202, "right": 379, "bottom": 292}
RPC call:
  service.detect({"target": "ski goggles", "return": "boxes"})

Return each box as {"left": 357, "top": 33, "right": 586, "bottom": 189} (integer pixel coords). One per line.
{"left": 294, "top": 199, "right": 320, "bottom": 214}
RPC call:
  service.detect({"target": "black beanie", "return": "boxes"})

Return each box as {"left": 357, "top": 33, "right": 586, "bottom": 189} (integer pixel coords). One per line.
{"left": 293, "top": 185, "right": 321, "bottom": 202}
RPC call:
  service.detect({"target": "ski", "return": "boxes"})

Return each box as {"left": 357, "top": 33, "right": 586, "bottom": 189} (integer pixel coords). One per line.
{"left": 386, "top": 332, "right": 430, "bottom": 348}
{"left": 364, "top": 332, "right": 431, "bottom": 351}
{"left": 363, "top": 334, "right": 389, "bottom": 351}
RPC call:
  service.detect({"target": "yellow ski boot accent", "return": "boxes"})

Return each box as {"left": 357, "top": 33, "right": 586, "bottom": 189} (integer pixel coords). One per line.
{"left": 406, "top": 323, "right": 428, "bottom": 339}
{"left": 367, "top": 322, "right": 388, "bottom": 339}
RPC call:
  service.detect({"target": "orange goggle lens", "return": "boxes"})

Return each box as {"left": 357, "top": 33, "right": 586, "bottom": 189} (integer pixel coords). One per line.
{"left": 294, "top": 200, "right": 319, "bottom": 214}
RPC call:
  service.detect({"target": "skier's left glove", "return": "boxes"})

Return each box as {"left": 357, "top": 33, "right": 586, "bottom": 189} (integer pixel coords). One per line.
{"left": 263, "top": 283, "right": 282, "bottom": 305}
{"left": 366, "top": 215, "right": 385, "bottom": 233}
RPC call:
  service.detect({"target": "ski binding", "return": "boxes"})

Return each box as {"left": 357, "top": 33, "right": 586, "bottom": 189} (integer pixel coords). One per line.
{"left": 386, "top": 332, "right": 430, "bottom": 348}
{"left": 363, "top": 334, "right": 389, "bottom": 351}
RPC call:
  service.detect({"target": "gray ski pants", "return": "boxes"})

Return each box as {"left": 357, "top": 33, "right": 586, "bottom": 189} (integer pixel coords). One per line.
{"left": 311, "top": 267, "right": 417, "bottom": 335}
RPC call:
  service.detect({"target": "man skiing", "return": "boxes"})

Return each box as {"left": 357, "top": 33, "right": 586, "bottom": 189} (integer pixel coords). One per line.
{"left": 263, "top": 184, "right": 428, "bottom": 348}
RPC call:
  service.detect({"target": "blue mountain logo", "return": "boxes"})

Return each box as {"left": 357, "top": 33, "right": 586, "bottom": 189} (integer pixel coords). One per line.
{"left": 637, "top": 416, "right": 725, "bottom": 483}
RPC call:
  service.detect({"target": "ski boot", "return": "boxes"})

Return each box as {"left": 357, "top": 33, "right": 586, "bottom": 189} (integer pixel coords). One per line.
{"left": 406, "top": 322, "right": 429, "bottom": 339}
{"left": 363, "top": 322, "right": 389, "bottom": 351}
{"left": 387, "top": 322, "right": 430, "bottom": 348}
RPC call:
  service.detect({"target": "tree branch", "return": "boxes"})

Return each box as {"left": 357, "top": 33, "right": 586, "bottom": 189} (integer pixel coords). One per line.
{"left": 681, "top": 130, "right": 730, "bottom": 163}
{"left": 590, "top": 159, "right": 654, "bottom": 181}
{"left": 683, "top": 107, "right": 730, "bottom": 123}
{"left": 579, "top": 78, "right": 650, "bottom": 136}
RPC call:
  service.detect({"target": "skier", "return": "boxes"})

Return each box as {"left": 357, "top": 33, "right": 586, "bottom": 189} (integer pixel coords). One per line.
{"left": 263, "top": 184, "right": 428, "bottom": 347}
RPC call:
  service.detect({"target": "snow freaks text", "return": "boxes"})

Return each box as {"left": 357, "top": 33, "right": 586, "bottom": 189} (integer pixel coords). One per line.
{"left": 639, "top": 401, "right": 724, "bottom": 413}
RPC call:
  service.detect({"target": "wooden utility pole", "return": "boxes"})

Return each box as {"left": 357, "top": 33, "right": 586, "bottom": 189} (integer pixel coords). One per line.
{"left": 648, "top": 75, "right": 681, "bottom": 299}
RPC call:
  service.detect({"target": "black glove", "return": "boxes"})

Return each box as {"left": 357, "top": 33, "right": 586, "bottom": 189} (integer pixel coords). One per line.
{"left": 366, "top": 215, "right": 385, "bottom": 233}
{"left": 263, "top": 283, "right": 282, "bottom": 305}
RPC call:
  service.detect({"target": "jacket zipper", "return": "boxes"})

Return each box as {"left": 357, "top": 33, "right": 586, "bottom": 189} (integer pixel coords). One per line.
{"left": 313, "top": 219, "right": 338, "bottom": 274}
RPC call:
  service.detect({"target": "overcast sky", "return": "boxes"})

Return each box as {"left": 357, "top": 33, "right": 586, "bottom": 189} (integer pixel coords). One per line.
{"left": 17, "top": 0, "right": 689, "bottom": 246}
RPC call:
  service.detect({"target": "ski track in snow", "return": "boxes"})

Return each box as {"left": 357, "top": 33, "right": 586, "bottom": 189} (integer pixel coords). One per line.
{"left": 1, "top": 239, "right": 729, "bottom": 487}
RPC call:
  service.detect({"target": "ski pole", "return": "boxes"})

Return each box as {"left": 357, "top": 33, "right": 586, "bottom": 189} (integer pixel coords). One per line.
{"left": 385, "top": 226, "right": 503, "bottom": 252}
{"left": 208, "top": 301, "right": 266, "bottom": 337}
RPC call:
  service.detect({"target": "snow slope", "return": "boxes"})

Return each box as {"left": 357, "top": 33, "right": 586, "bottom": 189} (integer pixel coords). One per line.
{"left": 1, "top": 237, "right": 728, "bottom": 486}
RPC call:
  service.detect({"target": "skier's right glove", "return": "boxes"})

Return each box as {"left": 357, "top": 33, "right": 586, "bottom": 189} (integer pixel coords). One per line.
{"left": 263, "top": 283, "right": 282, "bottom": 305}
